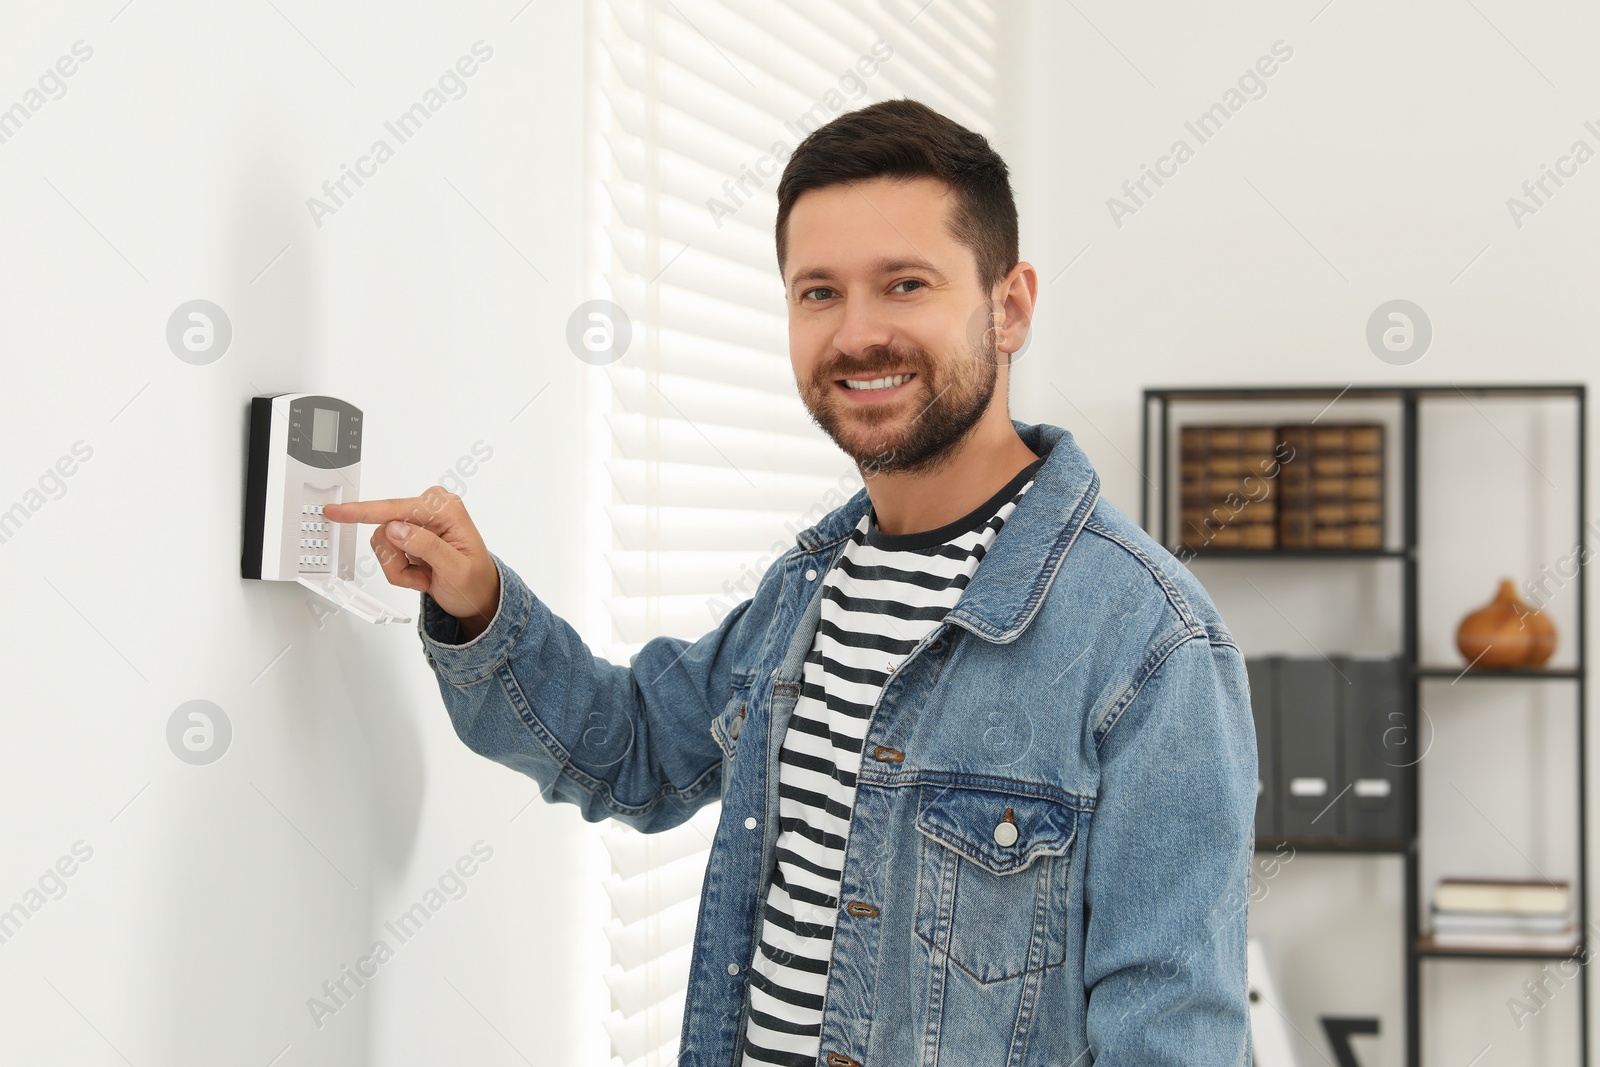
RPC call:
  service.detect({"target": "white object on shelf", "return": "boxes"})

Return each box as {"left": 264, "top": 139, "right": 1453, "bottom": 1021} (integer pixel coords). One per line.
{"left": 1248, "top": 938, "right": 1299, "bottom": 1067}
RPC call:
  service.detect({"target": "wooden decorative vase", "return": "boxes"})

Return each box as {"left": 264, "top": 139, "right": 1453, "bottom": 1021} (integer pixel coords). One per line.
{"left": 1455, "top": 578, "right": 1557, "bottom": 669}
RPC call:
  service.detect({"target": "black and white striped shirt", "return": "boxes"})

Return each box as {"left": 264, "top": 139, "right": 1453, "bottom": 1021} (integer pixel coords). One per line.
{"left": 739, "top": 458, "right": 1045, "bottom": 1066}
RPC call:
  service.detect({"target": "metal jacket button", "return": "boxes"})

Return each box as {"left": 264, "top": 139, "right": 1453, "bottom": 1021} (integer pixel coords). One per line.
{"left": 993, "top": 806, "right": 1018, "bottom": 847}
{"left": 871, "top": 745, "right": 904, "bottom": 763}
{"left": 728, "top": 707, "right": 744, "bottom": 739}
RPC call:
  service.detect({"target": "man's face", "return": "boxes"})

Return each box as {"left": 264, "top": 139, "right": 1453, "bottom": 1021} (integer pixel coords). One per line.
{"left": 783, "top": 175, "right": 1001, "bottom": 478}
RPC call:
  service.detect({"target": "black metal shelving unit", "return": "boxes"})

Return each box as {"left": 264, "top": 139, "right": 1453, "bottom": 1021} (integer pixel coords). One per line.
{"left": 1140, "top": 384, "right": 1589, "bottom": 1067}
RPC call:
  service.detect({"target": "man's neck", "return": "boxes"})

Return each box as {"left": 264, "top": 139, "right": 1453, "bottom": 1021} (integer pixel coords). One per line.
{"left": 863, "top": 415, "right": 1042, "bottom": 537}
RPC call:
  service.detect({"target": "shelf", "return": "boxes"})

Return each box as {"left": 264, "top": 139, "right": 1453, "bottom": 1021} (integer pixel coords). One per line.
{"left": 1413, "top": 665, "right": 1582, "bottom": 681}
{"left": 1413, "top": 936, "right": 1584, "bottom": 960}
{"left": 1176, "top": 547, "right": 1406, "bottom": 561}
{"left": 1146, "top": 383, "right": 1585, "bottom": 402}
{"left": 1258, "top": 838, "right": 1409, "bottom": 855}
{"left": 1143, "top": 382, "right": 1588, "bottom": 1067}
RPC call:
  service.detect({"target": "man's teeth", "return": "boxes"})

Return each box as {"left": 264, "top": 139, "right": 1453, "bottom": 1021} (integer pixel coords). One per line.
{"left": 843, "top": 373, "right": 913, "bottom": 391}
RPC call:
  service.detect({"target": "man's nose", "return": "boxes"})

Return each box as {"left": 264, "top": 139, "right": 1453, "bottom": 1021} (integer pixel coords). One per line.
{"left": 832, "top": 299, "right": 894, "bottom": 361}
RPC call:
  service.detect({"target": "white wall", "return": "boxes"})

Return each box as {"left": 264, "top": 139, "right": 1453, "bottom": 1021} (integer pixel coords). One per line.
{"left": 0, "top": 3, "right": 609, "bottom": 1066}
{"left": 1002, "top": 2, "right": 1598, "bottom": 1065}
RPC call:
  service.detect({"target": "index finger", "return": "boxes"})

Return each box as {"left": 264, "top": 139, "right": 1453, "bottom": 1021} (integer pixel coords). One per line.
{"left": 323, "top": 497, "right": 427, "bottom": 524}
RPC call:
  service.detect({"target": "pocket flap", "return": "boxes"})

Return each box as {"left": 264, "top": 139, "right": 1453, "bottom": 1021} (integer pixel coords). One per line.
{"left": 914, "top": 783, "right": 1078, "bottom": 875}
{"left": 710, "top": 673, "right": 753, "bottom": 761}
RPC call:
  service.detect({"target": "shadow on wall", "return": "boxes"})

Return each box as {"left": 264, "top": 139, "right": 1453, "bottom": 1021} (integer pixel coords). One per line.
{"left": 150, "top": 110, "right": 426, "bottom": 1064}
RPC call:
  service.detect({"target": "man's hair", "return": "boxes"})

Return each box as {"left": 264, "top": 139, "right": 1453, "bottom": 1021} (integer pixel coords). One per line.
{"left": 775, "top": 98, "right": 1019, "bottom": 295}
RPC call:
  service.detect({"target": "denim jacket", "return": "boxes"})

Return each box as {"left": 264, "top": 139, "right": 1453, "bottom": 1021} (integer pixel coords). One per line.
{"left": 416, "top": 419, "right": 1257, "bottom": 1067}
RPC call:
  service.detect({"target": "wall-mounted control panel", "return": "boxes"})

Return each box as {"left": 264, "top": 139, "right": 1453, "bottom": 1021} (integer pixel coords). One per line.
{"left": 242, "top": 393, "right": 410, "bottom": 624}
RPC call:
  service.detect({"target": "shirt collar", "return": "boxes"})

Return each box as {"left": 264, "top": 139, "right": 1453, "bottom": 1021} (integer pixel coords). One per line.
{"left": 792, "top": 419, "right": 1102, "bottom": 643}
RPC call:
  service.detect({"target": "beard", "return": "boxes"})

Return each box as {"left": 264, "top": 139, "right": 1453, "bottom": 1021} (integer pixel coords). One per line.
{"left": 800, "top": 323, "right": 1001, "bottom": 479}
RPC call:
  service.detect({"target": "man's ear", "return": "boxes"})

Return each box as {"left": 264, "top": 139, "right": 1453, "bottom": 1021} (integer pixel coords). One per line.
{"left": 992, "top": 261, "right": 1038, "bottom": 356}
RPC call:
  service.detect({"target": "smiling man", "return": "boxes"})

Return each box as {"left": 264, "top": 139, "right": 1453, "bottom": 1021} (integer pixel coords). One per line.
{"left": 325, "top": 98, "right": 1256, "bottom": 1066}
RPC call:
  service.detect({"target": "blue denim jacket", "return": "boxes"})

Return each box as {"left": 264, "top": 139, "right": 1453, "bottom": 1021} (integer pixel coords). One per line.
{"left": 416, "top": 419, "right": 1256, "bottom": 1067}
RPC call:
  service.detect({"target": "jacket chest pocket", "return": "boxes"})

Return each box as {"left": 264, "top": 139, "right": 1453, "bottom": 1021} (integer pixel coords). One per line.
{"left": 912, "top": 782, "right": 1077, "bottom": 984}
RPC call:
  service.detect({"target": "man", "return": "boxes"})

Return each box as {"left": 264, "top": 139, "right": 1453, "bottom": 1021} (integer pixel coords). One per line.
{"left": 325, "top": 98, "right": 1256, "bottom": 1066}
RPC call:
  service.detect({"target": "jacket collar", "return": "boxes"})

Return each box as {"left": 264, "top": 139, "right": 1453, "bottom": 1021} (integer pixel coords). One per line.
{"left": 793, "top": 419, "right": 1102, "bottom": 643}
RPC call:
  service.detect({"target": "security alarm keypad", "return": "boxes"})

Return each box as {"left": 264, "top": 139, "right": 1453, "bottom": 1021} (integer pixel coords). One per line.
{"left": 242, "top": 393, "right": 410, "bottom": 625}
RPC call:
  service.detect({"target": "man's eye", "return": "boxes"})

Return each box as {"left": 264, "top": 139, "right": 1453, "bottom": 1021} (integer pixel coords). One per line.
{"left": 893, "top": 279, "right": 926, "bottom": 294}
{"left": 802, "top": 287, "right": 835, "bottom": 302}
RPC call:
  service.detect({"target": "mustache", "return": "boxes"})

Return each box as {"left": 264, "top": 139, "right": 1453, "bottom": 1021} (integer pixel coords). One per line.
{"left": 821, "top": 350, "right": 925, "bottom": 381}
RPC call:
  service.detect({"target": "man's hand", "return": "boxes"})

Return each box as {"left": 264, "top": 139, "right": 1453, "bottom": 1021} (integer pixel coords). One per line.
{"left": 323, "top": 487, "right": 501, "bottom": 639}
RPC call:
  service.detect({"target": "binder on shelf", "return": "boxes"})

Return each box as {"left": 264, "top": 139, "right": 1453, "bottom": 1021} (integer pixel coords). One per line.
{"left": 1335, "top": 654, "right": 1408, "bottom": 840}
{"left": 1276, "top": 657, "right": 1341, "bottom": 839}
{"left": 1246, "top": 656, "right": 1280, "bottom": 841}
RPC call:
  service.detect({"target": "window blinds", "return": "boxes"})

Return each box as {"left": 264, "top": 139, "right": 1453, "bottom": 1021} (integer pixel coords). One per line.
{"left": 585, "top": 2, "right": 999, "bottom": 1063}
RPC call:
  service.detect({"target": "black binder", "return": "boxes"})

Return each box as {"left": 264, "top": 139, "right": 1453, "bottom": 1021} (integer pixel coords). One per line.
{"left": 1334, "top": 654, "right": 1408, "bottom": 840}
{"left": 1276, "top": 657, "right": 1340, "bottom": 839}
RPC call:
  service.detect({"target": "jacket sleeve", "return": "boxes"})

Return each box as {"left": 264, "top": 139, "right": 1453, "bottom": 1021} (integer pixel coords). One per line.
{"left": 1081, "top": 633, "right": 1257, "bottom": 1066}
{"left": 416, "top": 550, "right": 763, "bottom": 834}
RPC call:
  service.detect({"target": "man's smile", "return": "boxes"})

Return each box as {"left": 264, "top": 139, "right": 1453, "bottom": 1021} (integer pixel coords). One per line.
{"left": 834, "top": 371, "right": 917, "bottom": 403}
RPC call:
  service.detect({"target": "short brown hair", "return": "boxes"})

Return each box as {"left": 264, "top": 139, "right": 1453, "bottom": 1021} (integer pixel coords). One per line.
{"left": 775, "top": 98, "right": 1019, "bottom": 294}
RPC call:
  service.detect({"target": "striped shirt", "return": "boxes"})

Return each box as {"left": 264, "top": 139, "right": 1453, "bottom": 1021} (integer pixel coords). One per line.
{"left": 739, "top": 457, "right": 1045, "bottom": 1066}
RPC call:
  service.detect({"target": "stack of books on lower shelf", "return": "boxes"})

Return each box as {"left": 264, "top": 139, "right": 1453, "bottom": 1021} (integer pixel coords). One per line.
{"left": 1430, "top": 878, "right": 1578, "bottom": 951}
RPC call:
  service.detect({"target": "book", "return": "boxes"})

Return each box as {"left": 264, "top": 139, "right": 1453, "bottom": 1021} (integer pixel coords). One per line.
{"left": 1177, "top": 424, "right": 1280, "bottom": 551}
{"left": 1430, "top": 909, "right": 1574, "bottom": 934}
{"left": 1346, "top": 424, "right": 1383, "bottom": 548}
{"left": 1179, "top": 420, "right": 1384, "bottom": 551}
{"left": 1433, "top": 878, "right": 1571, "bottom": 916}
{"left": 1277, "top": 424, "right": 1315, "bottom": 549}
{"left": 1428, "top": 925, "right": 1578, "bottom": 951}
{"left": 1276, "top": 422, "right": 1385, "bottom": 549}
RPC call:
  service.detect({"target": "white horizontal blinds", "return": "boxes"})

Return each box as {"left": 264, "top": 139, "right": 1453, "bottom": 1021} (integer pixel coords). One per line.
{"left": 600, "top": 803, "right": 723, "bottom": 1067}
{"left": 589, "top": 2, "right": 999, "bottom": 1064}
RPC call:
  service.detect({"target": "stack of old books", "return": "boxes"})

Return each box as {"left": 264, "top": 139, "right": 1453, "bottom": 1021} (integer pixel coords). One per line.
{"left": 1430, "top": 877, "right": 1578, "bottom": 951}
{"left": 1178, "top": 425, "right": 1280, "bottom": 550}
{"left": 1278, "top": 423, "right": 1384, "bottom": 550}
{"left": 1177, "top": 421, "right": 1384, "bottom": 552}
